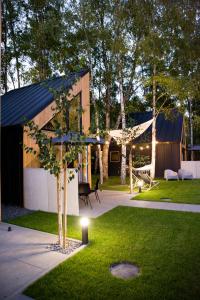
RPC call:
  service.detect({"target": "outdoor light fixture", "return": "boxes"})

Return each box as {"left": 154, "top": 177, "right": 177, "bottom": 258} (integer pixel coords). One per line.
{"left": 80, "top": 217, "right": 89, "bottom": 245}
{"left": 146, "top": 145, "right": 149, "bottom": 149}
{"left": 140, "top": 146, "right": 144, "bottom": 151}
{"left": 132, "top": 145, "right": 136, "bottom": 149}
{"left": 137, "top": 180, "right": 144, "bottom": 193}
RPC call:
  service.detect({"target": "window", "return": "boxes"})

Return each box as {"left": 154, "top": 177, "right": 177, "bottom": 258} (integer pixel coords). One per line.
{"left": 110, "top": 151, "right": 120, "bottom": 162}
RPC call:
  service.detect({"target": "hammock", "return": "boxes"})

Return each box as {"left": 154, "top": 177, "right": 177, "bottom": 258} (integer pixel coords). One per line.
{"left": 133, "top": 164, "right": 152, "bottom": 172}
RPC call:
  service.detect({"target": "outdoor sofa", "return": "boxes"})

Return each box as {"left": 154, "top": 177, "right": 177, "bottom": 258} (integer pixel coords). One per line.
{"left": 178, "top": 169, "right": 193, "bottom": 180}
{"left": 164, "top": 169, "right": 179, "bottom": 180}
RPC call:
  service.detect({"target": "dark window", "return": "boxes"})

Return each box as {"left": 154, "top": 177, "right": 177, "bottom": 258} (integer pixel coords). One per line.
{"left": 110, "top": 151, "right": 120, "bottom": 162}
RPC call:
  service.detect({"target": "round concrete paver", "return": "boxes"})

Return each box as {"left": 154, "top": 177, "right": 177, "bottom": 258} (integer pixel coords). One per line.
{"left": 110, "top": 262, "right": 140, "bottom": 279}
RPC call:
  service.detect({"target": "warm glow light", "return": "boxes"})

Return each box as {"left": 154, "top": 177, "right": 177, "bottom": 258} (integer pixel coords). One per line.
{"left": 132, "top": 145, "right": 136, "bottom": 149}
{"left": 156, "top": 141, "right": 159, "bottom": 144}
{"left": 140, "top": 146, "right": 144, "bottom": 150}
{"left": 146, "top": 145, "right": 149, "bottom": 149}
{"left": 80, "top": 217, "right": 89, "bottom": 227}
{"left": 137, "top": 180, "right": 144, "bottom": 187}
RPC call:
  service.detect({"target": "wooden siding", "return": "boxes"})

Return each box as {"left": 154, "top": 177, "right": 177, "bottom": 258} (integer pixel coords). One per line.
{"left": 155, "top": 142, "right": 181, "bottom": 177}
{"left": 23, "top": 72, "right": 91, "bottom": 184}
{"left": 108, "top": 141, "right": 182, "bottom": 178}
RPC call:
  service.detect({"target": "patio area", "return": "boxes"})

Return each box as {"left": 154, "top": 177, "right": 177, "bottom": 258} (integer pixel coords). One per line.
{"left": 79, "top": 189, "right": 200, "bottom": 218}
{"left": 0, "top": 223, "right": 84, "bottom": 300}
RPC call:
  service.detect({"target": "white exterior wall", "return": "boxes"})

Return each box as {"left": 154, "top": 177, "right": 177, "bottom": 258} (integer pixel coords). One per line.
{"left": 181, "top": 161, "right": 200, "bottom": 179}
{"left": 24, "top": 168, "right": 79, "bottom": 216}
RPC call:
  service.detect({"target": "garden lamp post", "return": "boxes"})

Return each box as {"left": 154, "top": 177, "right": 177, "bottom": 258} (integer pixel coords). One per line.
{"left": 138, "top": 180, "right": 144, "bottom": 193}
{"left": 80, "top": 217, "right": 89, "bottom": 245}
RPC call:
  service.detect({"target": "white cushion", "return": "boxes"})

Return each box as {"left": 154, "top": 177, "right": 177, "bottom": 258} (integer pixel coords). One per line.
{"left": 164, "top": 169, "right": 178, "bottom": 180}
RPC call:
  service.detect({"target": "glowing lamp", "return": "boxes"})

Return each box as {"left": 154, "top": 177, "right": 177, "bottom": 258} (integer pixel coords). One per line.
{"left": 80, "top": 217, "right": 89, "bottom": 244}
{"left": 137, "top": 180, "right": 144, "bottom": 193}
{"left": 140, "top": 146, "right": 144, "bottom": 151}
{"left": 146, "top": 145, "right": 149, "bottom": 149}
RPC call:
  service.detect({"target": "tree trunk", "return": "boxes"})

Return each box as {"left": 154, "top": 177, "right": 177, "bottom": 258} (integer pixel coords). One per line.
{"left": 57, "top": 175, "right": 63, "bottom": 246}
{"left": 102, "top": 112, "right": 122, "bottom": 180}
{"left": 102, "top": 86, "right": 111, "bottom": 180}
{"left": 102, "top": 142, "right": 109, "bottom": 180}
{"left": 98, "top": 144, "right": 103, "bottom": 184}
{"left": 62, "top": 167, "right": 67, "bottom": 249}
{"left": 188, "top": 99, "right": 194, "bottom": 160}
{"left": 94, "top": 150, "right": 99, "bottom": 174}
{"left": 119, "top": 75, "right": 126, "bottom": 185}
{"left": 2, "top": 0, "right": 8, "bottom": 93}
{"left": 129, "top": 148, "right": 133, "bottom": 194}
{"left": 7, "top": 0, "right": 21, "bottom": 88}
{"left": 151, "top": 64, "right": 157, "bottom": 179}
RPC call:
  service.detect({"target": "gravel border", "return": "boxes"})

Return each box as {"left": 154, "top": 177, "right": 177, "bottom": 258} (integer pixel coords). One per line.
{"left": 2, "top": 205, "right": 34, "bottom": 221}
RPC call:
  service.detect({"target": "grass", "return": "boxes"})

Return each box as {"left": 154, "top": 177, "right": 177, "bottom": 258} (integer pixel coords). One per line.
{"left": 10, "top": 208, "right": 200, "bottom": 300}
{"left": 133, "top": 179, "right": 200, "bottom": 204}
{"left": 92, "top": 175, "right": 130, "bottom": 192}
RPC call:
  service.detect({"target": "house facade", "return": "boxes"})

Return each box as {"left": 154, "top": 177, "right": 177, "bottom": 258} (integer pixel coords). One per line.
{"left": 109, "top": 111, "right": 187, "bottom": 178}
{"left": 1, "top": 69, "right": 91, "bottom": 211}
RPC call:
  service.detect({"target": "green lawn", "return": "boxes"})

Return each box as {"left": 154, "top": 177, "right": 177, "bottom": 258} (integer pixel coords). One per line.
{"left": 133, "top": 179, "right": 200, "bottom": 204}
{"left": 10, "top": 208, "right": 200, "bottom": 300}
{"left": 93, "top": 175, "right": 130, "bottom": 192}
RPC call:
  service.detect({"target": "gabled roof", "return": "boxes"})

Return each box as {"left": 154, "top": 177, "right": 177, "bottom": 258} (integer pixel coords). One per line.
{"left": 1, "top": 69, "right": 89, "bottom": 127}
{"left": 128, "top": 111, "right": 183, "bottom": 143}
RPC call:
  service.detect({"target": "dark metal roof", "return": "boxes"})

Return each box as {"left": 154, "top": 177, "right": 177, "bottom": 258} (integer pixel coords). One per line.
{"left": 1, "top": 69, "right": 89, "bottom": 127}
{"left": 128, "top": 111, "right": 183, "bottom": 143}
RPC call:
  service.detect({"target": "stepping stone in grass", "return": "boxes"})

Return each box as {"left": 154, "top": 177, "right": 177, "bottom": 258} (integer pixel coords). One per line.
{"left": 110, "top": 262, "right": 140, "bottom": 280}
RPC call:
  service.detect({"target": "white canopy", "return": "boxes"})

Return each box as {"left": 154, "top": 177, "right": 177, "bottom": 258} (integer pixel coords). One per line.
{"left": 109, "top": 119, "right": 153, "bottom": 143}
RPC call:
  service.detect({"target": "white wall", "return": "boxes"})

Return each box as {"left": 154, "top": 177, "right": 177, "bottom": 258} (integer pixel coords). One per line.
{"left": 24, "top": 168, "right": 79, "bottom": 216}
{"left": 181, "top": 161, "right": 200, "bottom": 179}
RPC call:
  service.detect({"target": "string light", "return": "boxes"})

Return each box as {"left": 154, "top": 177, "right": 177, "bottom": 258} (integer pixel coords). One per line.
{"left": 140, "top": 146, "right": 144, "bottom": 151}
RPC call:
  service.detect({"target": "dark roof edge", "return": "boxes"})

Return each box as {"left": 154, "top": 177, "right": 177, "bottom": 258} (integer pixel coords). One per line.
{"left": 2, "top": 68, "right": 90, "bottom": 97}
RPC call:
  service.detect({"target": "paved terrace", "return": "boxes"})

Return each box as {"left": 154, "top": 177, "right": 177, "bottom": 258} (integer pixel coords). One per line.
{"left": 0, "top": 223, "right": 84, "bottom": 300}
{"left": 79, "top": 190, "right": 200, "bottom": 218}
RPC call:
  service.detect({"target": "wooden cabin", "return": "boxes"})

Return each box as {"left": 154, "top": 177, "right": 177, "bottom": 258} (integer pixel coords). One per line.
{"left": 1, "top": 69, "right": 91, "bottom": 210}
{"left": 109, "top": 111, "right": 187, "bottom": 178}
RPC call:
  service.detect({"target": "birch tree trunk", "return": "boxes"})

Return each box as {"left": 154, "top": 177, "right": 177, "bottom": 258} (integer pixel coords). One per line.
{"left": 102, "top": 142, "right": 109, "bottom": 180}
{"left": 151, "top": 64, "right": 157, "bottom": 179}
{"left": 90, "top": 62, "right": 103, "bottom": 184}
{"left": 62, "top": 167, "right": 67, "bottom": 249}
{"left": 57, "top": 174, "right": 63, "bottom": 246}
{"left": 188, "top": 99, "right": 194, "bottom": 161}
{"left": 102, "top": 87, "right": 111, "bottom": 180}
{"left": 129, "top": 148, "right": 133, "bottom": 194}
{"left": 119, "top": 75, "right": 126, "bottom": 185}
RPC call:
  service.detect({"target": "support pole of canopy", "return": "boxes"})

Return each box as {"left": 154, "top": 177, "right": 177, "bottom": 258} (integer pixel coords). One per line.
{"left": 129, "top": 147, "right": 133, "bottom": 194}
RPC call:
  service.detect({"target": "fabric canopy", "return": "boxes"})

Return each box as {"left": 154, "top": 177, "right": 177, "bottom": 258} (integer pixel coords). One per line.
{"left": 109, "top": 119, "right": 153, "bottom": 143}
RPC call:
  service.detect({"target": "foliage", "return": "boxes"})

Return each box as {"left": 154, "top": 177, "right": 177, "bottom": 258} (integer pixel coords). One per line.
{"left": 133, "top": 154, "right": 151, "bottom": 168}
{"left": 10, "top": 207, "right": 200, "bottom": 300}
